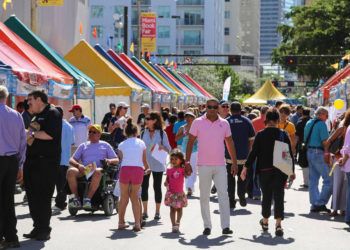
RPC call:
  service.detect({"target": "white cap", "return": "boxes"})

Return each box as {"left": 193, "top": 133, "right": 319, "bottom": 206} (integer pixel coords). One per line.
{"left": 141, "top": 103, "right": 150, "bottom": 109}
{"left": 117, "top": 102, "right": 129, "bottom": 108}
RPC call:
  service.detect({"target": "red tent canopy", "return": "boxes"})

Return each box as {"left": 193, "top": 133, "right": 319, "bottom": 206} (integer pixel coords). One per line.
{"left": 0, "top": 22, "right": 73, "bottom": 84}
{"left": 320, "top": 64, "right": 350, "bottom": 99}
{"left": 0, "top": 40, "right": 47, "bottom": 84}
{"left": 179, "top": 72, "right": 213, "bottom": 98}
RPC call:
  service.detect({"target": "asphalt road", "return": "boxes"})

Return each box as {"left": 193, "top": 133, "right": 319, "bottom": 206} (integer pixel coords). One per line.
{"left": 13, "top": 166, "right": 350, "bottom": 250}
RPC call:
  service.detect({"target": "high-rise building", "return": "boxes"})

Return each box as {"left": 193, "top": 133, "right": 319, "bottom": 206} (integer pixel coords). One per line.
{"left": 224, "top": 0, "right": 260, "bottom": 77}
{"left": 89, "top": 0, "right": 224, "bottom": 59}
{"left": 260, "top": 0, "right": 301, "bottom": 76}
{"left": 0, "top": 0, "right": 90, "bottom": 55}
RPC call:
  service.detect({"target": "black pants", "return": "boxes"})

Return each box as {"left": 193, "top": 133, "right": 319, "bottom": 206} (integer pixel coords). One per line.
{"left": 259, "top": 170, "right": 288, "bottom": 219}
{"left": 55, "top": 166, "right": 68, "bottom": 209}
{"left": 24, "top": 157, "right": 59, "bottom": 233}
{"left": 227, "top": 164, "right": 246, "bottom": 203}
{"left": 0, "top": 156, "right": 19, "bottom": 242}
{"left": 141, "top": 171, "right": 163, "bottom": 203}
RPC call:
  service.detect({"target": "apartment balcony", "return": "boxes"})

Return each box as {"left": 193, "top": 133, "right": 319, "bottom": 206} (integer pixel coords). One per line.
{"left": 177, "top": 38, "right": 204, "bottom": 46}
{"left": 178, "top": 18, "right": 204, "bottom": 26}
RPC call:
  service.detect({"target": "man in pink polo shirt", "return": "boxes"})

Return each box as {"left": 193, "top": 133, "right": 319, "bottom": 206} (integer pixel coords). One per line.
{"left": 186, "top": 98, "right": 238, "bottom": 236}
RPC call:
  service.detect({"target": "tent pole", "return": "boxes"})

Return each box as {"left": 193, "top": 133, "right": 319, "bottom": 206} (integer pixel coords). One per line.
{"left": 30, "top": 0, "right": 37, "bottom": 33}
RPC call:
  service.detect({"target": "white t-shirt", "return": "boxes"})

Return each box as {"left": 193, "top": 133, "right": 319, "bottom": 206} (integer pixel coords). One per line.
{"left": 118, "top": 137, "right": 146, "bottom": 168}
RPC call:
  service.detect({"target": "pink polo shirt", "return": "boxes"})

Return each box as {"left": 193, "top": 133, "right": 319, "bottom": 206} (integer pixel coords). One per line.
{"left": 189, "top": 115, "right": 231, "bottom": 166}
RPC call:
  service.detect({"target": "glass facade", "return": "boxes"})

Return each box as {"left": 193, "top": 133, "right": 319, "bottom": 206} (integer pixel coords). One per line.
{"left": 158, "top": 46, "right": 170, "bottom": 54}
{"left": 183, "top": 30, "right": 202, "bottom": 45}
{"left": 157, "top": 6, "right": 170, "bottom": 18}
{"left": 158, "top": 26, "right": 170, "bottom": 38}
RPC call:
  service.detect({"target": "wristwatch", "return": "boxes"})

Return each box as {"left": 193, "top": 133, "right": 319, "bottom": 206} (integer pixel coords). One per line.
{"left": 30, "top": 131, "right": 35, "bottom": 138}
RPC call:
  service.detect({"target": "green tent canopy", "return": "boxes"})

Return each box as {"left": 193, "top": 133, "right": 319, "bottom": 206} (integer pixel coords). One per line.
{"left": 4, "top": 16, "right": 95, "bottom": 93}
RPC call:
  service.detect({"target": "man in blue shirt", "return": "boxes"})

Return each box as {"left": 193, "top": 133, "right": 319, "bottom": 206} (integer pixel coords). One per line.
{"left": 52, "top": 107, "right": 74, "bottom": 215}
{"left": 290, "top": 105, "right": 303, "bottom": 126}
{"left": 226, "top": 102, "right": 255, "bottom": 209}
{"left": 173, "top": 111, "right": 186, "bottom": 149}
{"left": 304, "top": 107, "right": 331, "bottom": 213}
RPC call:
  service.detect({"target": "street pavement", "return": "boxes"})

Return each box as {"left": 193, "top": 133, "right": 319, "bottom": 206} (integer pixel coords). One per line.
{"left": 14, "top": 166, "right": 349, "bottom": 250}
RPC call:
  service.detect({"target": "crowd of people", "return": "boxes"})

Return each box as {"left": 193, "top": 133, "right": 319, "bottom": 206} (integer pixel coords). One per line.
{"left": 1, "top": 84, "right": 350, "bottom": 249}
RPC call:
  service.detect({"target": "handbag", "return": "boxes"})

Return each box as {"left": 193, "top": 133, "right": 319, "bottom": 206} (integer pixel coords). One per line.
{"left": 297, "top": 119, "right": 320, "bottom": 168}
{"left": 273, "top": 131, "right": 293, "bottom": 176}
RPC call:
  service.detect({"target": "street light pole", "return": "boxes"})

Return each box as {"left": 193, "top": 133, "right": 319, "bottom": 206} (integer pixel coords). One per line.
{"left": 137, "top": 0, "right": 141, "bottom": 59}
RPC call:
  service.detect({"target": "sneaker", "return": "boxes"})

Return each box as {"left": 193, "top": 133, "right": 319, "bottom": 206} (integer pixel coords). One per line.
{"left": 203, "top": 228, "right": 211, "bottom": 235}
{"left": 211, "top": 185, "right": 217, "bottom": 194}
{"left": 142, "top": 213, "right": 148, "bottom": 220}
{"left": 172, "top": 225, "right": 179, "bottom": 233}
{"left": 275, "top": 225, "right": 284, "bottom": 237}
{"left": 83, "top": 198, "right": 92, "bottom": 209}
{"left": 51, "top": 206, "right": 62, "bottom": 215}
{"left": 318, "top": 205, "right": 331, "bottom": 213}
{"left": 222, "top": 228, "right": 233, "bottom": 235}
{"left": 239, "top": 197, "right": 247, "bottom": 207}
{"left": 68, "top": 197, "right": 81, "bottom": 209}
{"left": 0, "top": 240, "right": 20, "bottom": 248}
{"left": 154, "top": 213, "right": 161, "bottom": 220}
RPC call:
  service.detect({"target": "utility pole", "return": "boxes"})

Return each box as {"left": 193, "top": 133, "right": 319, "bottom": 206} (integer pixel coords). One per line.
{"left": 30, "top": 0, "right": 37, "bottom": 33}
{"left": 123, "top": 6, "right": 128, "bottom": 54}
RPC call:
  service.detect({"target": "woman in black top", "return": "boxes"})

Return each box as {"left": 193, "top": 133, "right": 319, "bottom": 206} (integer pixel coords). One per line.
{"left": 241, "top": 108, "right": 295, "bottom": 237}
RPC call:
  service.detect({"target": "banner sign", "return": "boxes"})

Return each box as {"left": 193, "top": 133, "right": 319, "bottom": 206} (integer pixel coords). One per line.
{"left": 141, "top": 12, "right": 156, "bottom": 53}
{"left": 77, "top": 80, "right": 94, "bottom": 99}
{"left": 15, "top": 80, "right": 48, "bottom": 96}
{"left": 222, "top": 76, "right": 231, "bottom": 101}
{"left": 48, "top": 80, "right": 74, "bottom": 100}
{"left": 37, "top": 0, "right": 64, "bottom": 6}
{"left": 152, "top": 93, "right": 161, "bottom": 103}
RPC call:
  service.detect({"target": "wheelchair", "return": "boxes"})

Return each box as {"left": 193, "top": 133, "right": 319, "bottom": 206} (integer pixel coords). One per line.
{"left": 67, "top": 159, "right": 120, "bottom": 216}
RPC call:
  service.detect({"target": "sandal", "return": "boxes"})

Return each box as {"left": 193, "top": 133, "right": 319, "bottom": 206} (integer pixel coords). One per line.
{"left": 172, "top": 225, "right": 179, "bottom": 233}
{"left": 118, "top": 223, "right": 129, "bottom": 230}
{"left": 133, "top": 223, "right": 141, "bottom": 232}
{"left": 187, "top": 188, "right": 193, "bottom": 196}
{"left": 259, "top": 219, "right": 268, "bottom": 232}
{"left": 275, "top": 225, "right": 284, "bottom": 237}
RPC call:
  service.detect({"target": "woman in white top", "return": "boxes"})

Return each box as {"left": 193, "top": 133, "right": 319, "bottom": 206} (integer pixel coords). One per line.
{"left": 117, "top": 118, "right": 150, "bottom": 232}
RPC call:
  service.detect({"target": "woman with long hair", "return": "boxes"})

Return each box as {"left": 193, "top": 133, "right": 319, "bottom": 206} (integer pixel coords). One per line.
{"left": 117, "top": 118, "right": 150, "bottom": 231}
{"left": 141, "top": 111, "right": 171, "bottom": 221}
{"left": 241, "top": 108, "right": 295, "bottom": 237}
{"left": 108, "top": 102, "right": 129, "bottom": 149}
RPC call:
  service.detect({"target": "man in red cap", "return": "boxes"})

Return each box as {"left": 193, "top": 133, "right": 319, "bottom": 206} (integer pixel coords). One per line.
{"left": 68, "top": 105, "right": 91, "bottom": 148}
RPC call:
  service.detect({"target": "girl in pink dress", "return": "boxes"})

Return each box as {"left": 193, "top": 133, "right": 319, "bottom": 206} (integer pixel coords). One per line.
{"left": 164, "top": 149, "right": 188, "bottom": 233}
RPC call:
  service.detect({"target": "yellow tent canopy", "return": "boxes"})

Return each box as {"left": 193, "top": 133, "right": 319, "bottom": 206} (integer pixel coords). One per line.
{"left": 243, "top": 80, "right": 286, "bottom": 105}
{"left": 64, "top": 40, "right": 142, "bottom": 96}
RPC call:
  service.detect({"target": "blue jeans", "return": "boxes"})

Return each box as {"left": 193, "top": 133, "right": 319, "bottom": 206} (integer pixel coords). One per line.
{"left": 307, "top": 149, "right": 333, "bottom": 206}
{"left": 346, "top": 173, "right": 350, "bottom": 222}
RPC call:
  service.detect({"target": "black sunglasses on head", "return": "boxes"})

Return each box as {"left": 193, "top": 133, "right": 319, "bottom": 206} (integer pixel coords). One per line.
{"left": 207, "top": 105, "right": 219, "bottom": 110}
{"left": 221, "top": 105, "right": 229, "bottom": 108}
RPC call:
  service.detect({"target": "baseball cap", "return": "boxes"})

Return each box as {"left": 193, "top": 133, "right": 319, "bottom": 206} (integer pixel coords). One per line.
{"left": 141, "top": 103, "right": 150, "bottom": 109}
{"left": 185, "top": 111, "right": 196, "bottom": 118}
{"left": 69, "top": 104, "right": 82, "bottom": 112}
{"left": 88, "top": 124, "right": 103, "bottom": 133}
{"left": 117, "top": 102, "right": 129, "bottom": 108}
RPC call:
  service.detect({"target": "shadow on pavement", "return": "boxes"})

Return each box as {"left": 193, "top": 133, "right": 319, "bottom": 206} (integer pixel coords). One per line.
{"left": 209, "top": 196, "right": 218, "bottom": 203}
{"left": 240, "top": 233, "right": 295, "bottom": 245}
{"left": 299, "top": 213, "right": 344, "bottom": 222}
{"left": 246, "top": 199, "right": 261, "bottom": 206}
{"left": 108, "top": 229, "right": 137, "bottom": 239}
{"left": 213, "top": 209, "right": 252, "bottom": 216}
{"left": 187, "top": 195, "right": 200, "bottom": 200}
{"left": 17, "top": 213, "right": 32, "bottom": 220}
{"left": 284, "top": 212, "right": 295, "bottom": 218}
{"left": 19, "top": 239, "right": 45, "bottom": 249}
{"left": 331, "top": 226, "right": 350, "bottom": 232}
{"left": 58, "top": 213, "right": 112, "bottom": 222}
{"left": 160, "top": 232, "right": 185, "bottom": 239}
{"left": 143, "top": 219, "right": 163, "bottom": 228}
{"left": 178, "top": 235, "right": 234, "bottom": 249}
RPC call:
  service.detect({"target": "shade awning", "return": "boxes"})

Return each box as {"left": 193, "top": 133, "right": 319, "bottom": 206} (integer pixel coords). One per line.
{"left": 243, "top": 80, "right": 286, "bottom": 105}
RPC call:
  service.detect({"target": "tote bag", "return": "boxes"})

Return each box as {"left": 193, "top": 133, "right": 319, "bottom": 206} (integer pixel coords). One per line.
{"left": 273, "top": 131, "right": 293, "bottom": 176}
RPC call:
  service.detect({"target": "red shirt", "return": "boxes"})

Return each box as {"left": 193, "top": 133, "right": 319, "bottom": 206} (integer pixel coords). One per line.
{"left": 252, "top": 116, "right": 266, "bottom": 133}
{"left": 165, "top": 124, "right": 177, "bottom": 149}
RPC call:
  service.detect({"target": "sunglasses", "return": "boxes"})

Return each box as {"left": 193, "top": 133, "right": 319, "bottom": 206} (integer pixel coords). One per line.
{"left": 122, "top": 107, "right": 128, "bottom": 110}
{"left": 207, "top": 105, "right": 219, "bottom": 110}
{"left": 88, "top": 131, "right": 98, "bottom": 134}
{"left": 221, "top": 105, "right": 229, "bottom": 109}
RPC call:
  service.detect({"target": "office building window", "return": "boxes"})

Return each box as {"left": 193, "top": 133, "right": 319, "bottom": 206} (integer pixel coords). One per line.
{"left": 184, "top": 50, "right": 201, "bottom": 55}
{"left": 91, "top": 25, "right": 103, "bottom": 38}
{"left": 224, "top": 27, "right": 229, "bottom": 36}
{"left": 183, "top": 30, "right": 201, "bottom": 45}
{"left": 158, "top": 46, "right": 170, "bottom": 54}
{"left": 91, "top": 5, "right": 104, "bottom": 18}
{"left": 157, "top": 6, "right": 170, "bottom": 18}
{"left": 158, "top": 26, "right": 170, "bottom": 38}
{"left": 224, "top": 44, "right": 230, "bottom": 52}
{"left": 114, "top": 6, "right": 123, "bottom": 15}
{"left": 224, "top": 11, "right": 230, "bottom": 19}
{"left": 225, "top": 0, "right": 230, "bottom": 2}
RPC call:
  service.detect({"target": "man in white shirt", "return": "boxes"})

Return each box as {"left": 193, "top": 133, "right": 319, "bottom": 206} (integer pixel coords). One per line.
{"left": 69, "top": 105, "right": 91, "bottom": 147}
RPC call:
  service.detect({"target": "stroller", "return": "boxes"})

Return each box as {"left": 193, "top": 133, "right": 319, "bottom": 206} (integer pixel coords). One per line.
{"left": 67, "top": 159, "right": 120, "bottom": 216}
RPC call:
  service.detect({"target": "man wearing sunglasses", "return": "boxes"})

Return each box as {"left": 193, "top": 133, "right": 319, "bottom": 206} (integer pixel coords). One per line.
{"left": 67, "top": 124, "right": 118, "bottom": 210}
{"left": 186, "top": 98, "right": 238, "bottom": 236}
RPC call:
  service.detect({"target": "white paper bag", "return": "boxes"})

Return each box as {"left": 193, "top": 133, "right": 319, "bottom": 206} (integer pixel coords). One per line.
{"left": 151, "top": 144, "right": 168, "bottom": 165}
{"left": 273, "top": 140, "right": 293, "bottom": 176}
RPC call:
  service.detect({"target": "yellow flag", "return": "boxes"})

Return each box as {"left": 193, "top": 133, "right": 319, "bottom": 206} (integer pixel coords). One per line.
{"left": 165, "top": 58, "right": 169, "bottom": 65}
{"left": 331, "top": 63, "right": 339, "bottom": 70}
{"left": 130, "top": 42, "right": 134, "bottom": 53}
{"left": 169, "top": 61, "right": 174, "bottom": 67}
{"left": 3, "top": 0, "right": 11, "bottom": 10}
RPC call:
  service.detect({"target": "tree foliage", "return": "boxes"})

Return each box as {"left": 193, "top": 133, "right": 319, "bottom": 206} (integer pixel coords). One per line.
{"left": 272, "top": 0, "right": 350, "bottom": 80}
{"left": 184, "top": 65, "right": 254, "bottom": 101}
